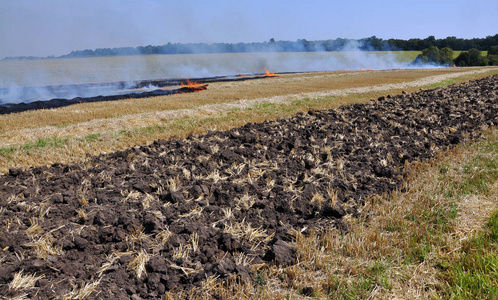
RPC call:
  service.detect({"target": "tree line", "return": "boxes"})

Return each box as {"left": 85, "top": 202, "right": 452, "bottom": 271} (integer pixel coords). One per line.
{"left": 413, "top": 45, "right": 498, "bottom": 66}
{"left": 3, "top": 34, "right": 498, "bottom": 61}
{"left": 385, "top": 35, "right": 498, "bottom": 51}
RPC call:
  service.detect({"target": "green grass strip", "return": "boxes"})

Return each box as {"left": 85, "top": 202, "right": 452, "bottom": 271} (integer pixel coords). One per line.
{"left": 440, "top": 210, "right": 498, "bottom": 299}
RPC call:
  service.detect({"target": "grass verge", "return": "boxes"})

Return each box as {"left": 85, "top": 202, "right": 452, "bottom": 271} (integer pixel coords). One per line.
{"left": 440, "top": 210, "right": 498, "bottom": 299}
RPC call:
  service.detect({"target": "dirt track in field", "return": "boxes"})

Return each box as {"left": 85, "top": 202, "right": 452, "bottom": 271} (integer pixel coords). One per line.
{"left": 0, "top": 75, "right": 497, "bottom": 299}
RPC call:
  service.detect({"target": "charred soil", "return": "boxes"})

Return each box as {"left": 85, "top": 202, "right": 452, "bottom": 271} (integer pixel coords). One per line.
{"left": 0, "top": 75, "right": 497, "bottom": 299}
{"left": 0, "top": 73, "right": 279, "bottom": 115}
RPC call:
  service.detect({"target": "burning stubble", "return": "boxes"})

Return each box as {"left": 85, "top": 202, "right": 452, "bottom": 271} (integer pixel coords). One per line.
{"left": 1, "top": 47, "right": 430, "bottom": 105}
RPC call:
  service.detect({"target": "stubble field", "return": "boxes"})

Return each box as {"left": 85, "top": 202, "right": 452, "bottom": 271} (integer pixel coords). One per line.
{"left": 0, "top": 66, "right": 497, "bottom": 299}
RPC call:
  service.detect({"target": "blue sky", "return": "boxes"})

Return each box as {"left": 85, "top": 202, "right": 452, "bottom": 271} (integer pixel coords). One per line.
{"left": 1, "top": 0, "right": 497, "bottom": 58}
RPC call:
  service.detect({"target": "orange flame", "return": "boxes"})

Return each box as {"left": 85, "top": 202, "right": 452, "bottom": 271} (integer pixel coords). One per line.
{"left": 264, "top": 68, "right": 279, "bottom": 77}
{"left": 180, "top": 79, "right": 207, "bottom": 92}
{"left": 181, "top": 79, "right": 203, "bottom": 88}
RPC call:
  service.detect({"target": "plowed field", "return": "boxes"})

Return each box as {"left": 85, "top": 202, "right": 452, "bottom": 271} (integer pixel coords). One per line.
{"left": 0, "top": 74, "right": 497, "bottom": 299}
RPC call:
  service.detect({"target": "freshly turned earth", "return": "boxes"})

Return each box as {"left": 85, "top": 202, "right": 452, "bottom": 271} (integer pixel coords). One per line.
{"left": 0, "top": 75, "right": 496, "bottom": 299}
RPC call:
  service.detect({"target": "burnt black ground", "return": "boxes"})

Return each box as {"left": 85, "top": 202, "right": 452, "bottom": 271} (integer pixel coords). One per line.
{"left": 0, "top": 75, "right": 496, "bottom": 299}
{"left": 0, "top": 74, "right": 276, "bottom": 115}
{"left": 0, "top": 86, "right": 205, "bottom": 115}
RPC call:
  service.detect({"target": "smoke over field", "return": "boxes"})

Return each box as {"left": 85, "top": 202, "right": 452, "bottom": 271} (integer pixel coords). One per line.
{"left": 0, "top": 51, "right": 420, "bottom": 104}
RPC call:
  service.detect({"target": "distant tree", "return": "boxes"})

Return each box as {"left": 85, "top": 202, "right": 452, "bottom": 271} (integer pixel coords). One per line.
{"left": 486, "top": 46, "right": 498, "bottom": 65}
{"left": 412, "top": 46, "right": 454, "bottom": 65}
{"left": 439, "top": 47, "right": 454, "bottom": 65}
{"left": 454, "top": 48, "right": 488, "bottom": 66}
{"left": 422, "top": 36, "right": 436, "bottom": 49}
{"left": 468, "top": 48, "right": 488, "bottom": 65}
{"left": 488, "top": 45, "right": 498, "bottom": 56}
{"left": 409, "top": 38, "right": 423, "bottom": 50}
{"left": 413, "top": 46, "right": 453, "bottom": 65}
{"left": 363, "top": 36, "right": 384, "bottom": 50}
{"left": 454, "top": 52, "right": 470, "bottom": 66}
{"left": 28, "top": 34, "right": 498, "bottom": 60}
{"left": 423, "top": 46, "right": 440, "bottom": 62}
{"left": 413, "top": 54, "right": 429, "bottom": 64}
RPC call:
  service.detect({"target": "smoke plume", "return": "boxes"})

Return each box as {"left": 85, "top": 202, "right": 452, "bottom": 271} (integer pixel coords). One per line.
{"left": 1, "top": 0, "right": 457, "bottom": 104}
{"left": 0, "top": 41, "right": 432, "bottom": 104}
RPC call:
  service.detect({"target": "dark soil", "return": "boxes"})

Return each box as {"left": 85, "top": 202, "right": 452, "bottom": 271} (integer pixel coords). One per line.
{"left": 0, "top": 75, "right": 496, "bottom": 299}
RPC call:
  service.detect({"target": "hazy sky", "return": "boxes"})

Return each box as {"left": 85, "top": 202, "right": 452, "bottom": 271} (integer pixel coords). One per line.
{"left": 1, "top": 0, "right": 497, "bottom": 58}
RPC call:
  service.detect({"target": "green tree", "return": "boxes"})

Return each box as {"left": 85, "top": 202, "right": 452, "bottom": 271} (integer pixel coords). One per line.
{"left": 486, "top": 46, "right": 498, "bottom": 65}
{"left": 488, "top": 46, "right": 498, "bottom": 56}
{"left": 413, "top": 46, "right": 454, "bottom": 65}
{"left": 454, "top": 48, "right": 488, "bottom": 66}
{"left": 439, "top": 47, "right": 454, "bottom": 65}
{"left": 468, "top": 49, "right": 487, "bottom": 65}
{"left": 423, "top": 46, "right": 440, "bottom": 62}
{"left": 454, "top": 52, "right": 470, "bottom": 66}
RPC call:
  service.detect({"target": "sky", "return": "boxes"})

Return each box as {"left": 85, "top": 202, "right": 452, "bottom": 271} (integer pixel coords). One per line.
{"left": 1, "top": 0, "right": 497, "bottom": 59}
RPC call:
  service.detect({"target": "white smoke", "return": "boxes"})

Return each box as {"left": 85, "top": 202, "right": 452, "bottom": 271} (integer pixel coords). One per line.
{"left": 0, "top": 41, "right": 435, "bottom": 104}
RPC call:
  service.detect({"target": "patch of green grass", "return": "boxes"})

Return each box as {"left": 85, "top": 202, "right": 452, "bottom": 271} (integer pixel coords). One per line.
{"left": 440, "top": 210, "right": 498, "bottom": 299}
{"left": 0, "top": 147, "right": 15, "bottom": 155}
{"left": 20, "top": 137, "right": 68, "bottom": 151}
{"left": 479, "top": 140, "right": 498, "bottom": 154}
{"left": 140, "top": 125, "right": 166, "bottom": 135}
{"left": 442, "top": 151, "right": 498, "bottom": 197}
{"left": 432, "top": 132, "right": 498, "bottom": 299}
{"left": 291, "top": 97, "right": 313, "bottom": 106}
{"left": 402, "top": 198, "right": 458, "bottom": 262}
{"left": 324, "top": 258, "right": 394, "bottom": 299}
{"left": 369, "top": 260, "right": 393, "bottom": 290}
{"left": 424, "top": 79, "right": 458, "bottom": 88}
{"left": 437, "top": 138, "right": 498, "bottom": 199}
{"left": 343, "top": 276, "right": 376, "bottom": 299}
{"left": 84, "top": 133, "right": 101, "bottom": 142}
{"left": 199, "top": 117, "right": 216, "bottom": 124}
{"left": 246, "top": 102, "right": 276, "bottom": 112}
{"left": 460, "top": 156, "right": 498, "bottom": 195}
{"left": 255, "top": 103, "right": 275, "bottom": 109}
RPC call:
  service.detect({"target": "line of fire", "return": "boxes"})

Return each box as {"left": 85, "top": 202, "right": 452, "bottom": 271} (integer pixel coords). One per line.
{"left": 0, "top": 69, "right": 280, "bottom": 115}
